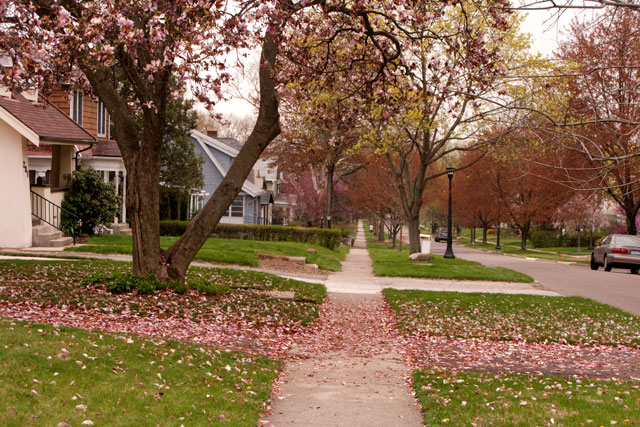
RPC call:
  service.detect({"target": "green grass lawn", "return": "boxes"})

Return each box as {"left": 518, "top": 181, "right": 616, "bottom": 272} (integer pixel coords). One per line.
{"left": 413, "top": 368, "right": 640, "bottom": 426}
{"left": 367, "top": 242, "right": 534, "bottom": 282}
{"left": 385, "top": 289, "right": 640, "bottom": 425}
{"left": 384, "top": 289, "right": 640, "bottom": 346}
{"left": 463, "top": 240, "right": 591, "bottom": 264}
{"left": 0, "top": 259, "right": 326, "bottom": 327}
{"left": 0, "top": 317, "right": 279, "bottom": 426}
{"left": 65, "top": 234, "right": 348, "bottom": 271}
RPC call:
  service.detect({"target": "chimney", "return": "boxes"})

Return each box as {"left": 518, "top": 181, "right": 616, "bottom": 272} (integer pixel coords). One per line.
{"left": 207, "top": 128, "right": 218, "bottom": 138}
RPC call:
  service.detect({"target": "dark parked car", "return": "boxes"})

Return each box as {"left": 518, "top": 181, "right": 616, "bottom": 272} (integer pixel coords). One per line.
{"left": 590, "top": 234, "right": 640, "bottom": 274}
{"left": 434, "top": 228, "right": 448, "bottom": 242}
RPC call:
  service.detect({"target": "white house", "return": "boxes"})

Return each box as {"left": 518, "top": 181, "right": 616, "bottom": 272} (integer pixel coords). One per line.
{"left": 0, "top": 89, "right": 95, "bottom": 248}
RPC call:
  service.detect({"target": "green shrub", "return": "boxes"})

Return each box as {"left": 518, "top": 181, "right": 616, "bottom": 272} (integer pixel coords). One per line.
{"left": 530, "top": 230, "right": 561, "bottom": 248}
{"left": 61, "top": 168, "right": 121, "bottom": 237}
{"left": 82, "top": 272, "right": 165, "bottom": 295}
{"left": 159, "top": 221, "right": 343, "bottom": 249}
{"left": 170, "top": 281, "right": 189, "bottom": 295}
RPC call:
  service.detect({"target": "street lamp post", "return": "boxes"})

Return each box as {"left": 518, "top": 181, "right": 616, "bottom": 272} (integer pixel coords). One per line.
{"left": 495, "top": 172, "right": 501, "bottom": 251}
{"left": 444, "top": 166, "right": 455, "bottom": 259}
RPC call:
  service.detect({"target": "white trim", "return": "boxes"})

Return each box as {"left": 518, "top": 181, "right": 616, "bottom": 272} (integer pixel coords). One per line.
{"left": 96, "top": 99, "right": 106, "bottom": 137}
{"left": 191, "top": 129, "right": 238, "bottom": 157}
{"left": 0, "top": 105, "right": 40, "bottom": 146}
{"left": 190, "top": 130, "right": 261, "bottom": 198}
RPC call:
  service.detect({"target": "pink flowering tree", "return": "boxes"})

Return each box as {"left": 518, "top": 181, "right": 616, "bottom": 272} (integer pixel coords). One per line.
{"left": 1, "top": 0, "right": 521, "bottom": 279}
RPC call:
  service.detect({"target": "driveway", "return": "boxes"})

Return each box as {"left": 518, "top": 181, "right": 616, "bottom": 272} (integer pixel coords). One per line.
{"left": 430, "top": 241, "right": 640, "bottom": 316}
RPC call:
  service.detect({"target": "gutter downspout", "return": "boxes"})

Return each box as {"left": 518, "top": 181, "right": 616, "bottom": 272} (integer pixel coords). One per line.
{"left": 75, "top": 144, "right": 94, "bottom": 170}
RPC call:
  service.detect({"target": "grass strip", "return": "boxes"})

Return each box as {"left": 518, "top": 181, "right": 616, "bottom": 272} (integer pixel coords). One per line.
{"left": 368, "top": 242, "right": 534, "bottom": 283}
{"left": 384, "top": 289, "right": 640, "bottom": 347}
{"left": 413, "top": 368, "right": 640, "bottom": 426}
{"left": 66, "top": 235, "right": 347, "bottom": 271}
{"left": 0, "top": 318, "right": 280, "bottom": 426}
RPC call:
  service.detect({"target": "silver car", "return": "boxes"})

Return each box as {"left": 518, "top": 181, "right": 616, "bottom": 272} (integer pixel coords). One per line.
{"left": 591, "top": 234, "right": 640, "bottom": 274}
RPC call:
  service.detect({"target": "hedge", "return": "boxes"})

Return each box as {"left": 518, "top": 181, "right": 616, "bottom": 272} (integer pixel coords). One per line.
{"left": 531, "top": 229, "right": 607, "bottom": 248}
{"left": 160, "top": 221, "right": 343, "bottom": 250}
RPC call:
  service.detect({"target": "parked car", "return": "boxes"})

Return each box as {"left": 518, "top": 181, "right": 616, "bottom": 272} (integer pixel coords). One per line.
{"left": 590, "top": 234, "right": 640, "bottom": 274}
{"left": 434, "top": 228, "right": 448, "bottom": 242}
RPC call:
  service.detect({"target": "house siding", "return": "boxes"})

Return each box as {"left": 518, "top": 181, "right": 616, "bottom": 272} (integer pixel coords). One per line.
{"left": 190, "top": 134, "right": 264, "bottom": 225}
{"left": 49, "top": 87, "right": 110, "bottom": 141}
{"left": 0, "top": 121, "right": 32, "bottom": 247}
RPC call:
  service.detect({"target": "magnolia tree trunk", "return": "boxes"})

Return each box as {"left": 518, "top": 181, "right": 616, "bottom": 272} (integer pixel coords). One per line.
{"left": 162, "top": 37, "right": 281, "bottom": 281}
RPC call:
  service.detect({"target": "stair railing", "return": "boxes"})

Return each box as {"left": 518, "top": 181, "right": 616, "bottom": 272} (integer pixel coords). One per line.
{"left": 30, "top": 190, "right": 80, "bottom": 245}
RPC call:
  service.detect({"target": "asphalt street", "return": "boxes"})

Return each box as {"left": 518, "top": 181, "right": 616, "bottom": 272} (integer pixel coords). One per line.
{"left": 430, "top": 240, "right": 640, "bottom": 316}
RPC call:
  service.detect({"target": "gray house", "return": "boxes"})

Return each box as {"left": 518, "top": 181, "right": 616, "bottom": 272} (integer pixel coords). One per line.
{"left": 189, "top": 129, "right": 273, "bottom": 224}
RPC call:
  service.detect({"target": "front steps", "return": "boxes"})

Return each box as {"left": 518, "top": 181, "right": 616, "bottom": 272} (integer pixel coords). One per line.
{"left": 111, "top": 223, "right": 132, "bottom": 235}
{"left": 31, "top": 221, "right": 73, "bottom": 247}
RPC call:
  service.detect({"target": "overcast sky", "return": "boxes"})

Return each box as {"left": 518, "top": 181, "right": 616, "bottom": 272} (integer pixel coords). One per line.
{"left": 213, "top": 8, "right": 593, "bottom": 119}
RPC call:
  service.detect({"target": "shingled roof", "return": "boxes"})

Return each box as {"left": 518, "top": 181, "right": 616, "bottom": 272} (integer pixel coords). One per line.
{"left": 82, "top": 140, "right": 122, "bottom": 158}
{"left": 0, "top": 91, "right": 95, "bottom": 144}
{"left": 216, "top": 137, "right": 244, "bottom": 152}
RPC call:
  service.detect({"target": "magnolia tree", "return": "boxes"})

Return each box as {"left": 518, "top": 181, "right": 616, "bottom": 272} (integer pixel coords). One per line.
{"left": 0, "top": 0, "right": 279, "bottom": 281}
{"left": 1, "top": 0, "right": 524, "bottom": 279}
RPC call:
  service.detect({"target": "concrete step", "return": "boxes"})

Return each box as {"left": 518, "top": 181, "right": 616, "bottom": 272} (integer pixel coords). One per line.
{"left": 112, "top": 223, "right": 131, "bottom": 235}
{"left": 32, "top": 223, "right": 52, "bottom": 235}
{"left": 33, "top": 231, "right": 63, "bottom": 247}
{"left": 49, "top": 236, "right": 73, "bottom": 247}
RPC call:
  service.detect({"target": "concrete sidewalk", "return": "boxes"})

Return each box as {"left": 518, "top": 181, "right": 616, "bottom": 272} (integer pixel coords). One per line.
{"left": 325, "top": 222, "right": 560, "bottom": 296}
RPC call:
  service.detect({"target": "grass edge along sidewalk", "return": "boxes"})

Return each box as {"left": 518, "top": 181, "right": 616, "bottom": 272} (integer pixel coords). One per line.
{"left": 384, "top": 289, "right": 640, "bottom": 425}
{"left": 65, "top": 234, "right": 348, "bottom": 272}
{"left": 0, "top": 317, "right": 280, "bottom": 426}
{"left": 364, "top": 226, "right": 533, "bottom": 283}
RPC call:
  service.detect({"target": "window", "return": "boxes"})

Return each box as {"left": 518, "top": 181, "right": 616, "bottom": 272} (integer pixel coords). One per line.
{"left": 70, "top": 90, "right": 83, "bottom": 125}
{"left": 97, "top": 99, "right": 107, "bottom": 137}
{"left": 224, "top": 196, "right": 244, "bottom": 217}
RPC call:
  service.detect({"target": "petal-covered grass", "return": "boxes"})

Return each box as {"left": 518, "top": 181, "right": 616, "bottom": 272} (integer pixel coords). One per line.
{"left": 384, "top": 289, "right": 640, "bottom": 347}
{"left": 368, "top": 242, "right": 534, "bottom": 283}
{"left": 413, "top": 368, "right": 640, "bottom": 426}
{"left": 65, "top": 234, "right": 348, "bottom": 271}
{"left": 0, "top": 318, "right": 280, "bottom": 426}
{"left": 0, "top": 260, "right": 325, "bottom": 327}
{"left": 0, "top": 259, "right": 326, "bottom": 358}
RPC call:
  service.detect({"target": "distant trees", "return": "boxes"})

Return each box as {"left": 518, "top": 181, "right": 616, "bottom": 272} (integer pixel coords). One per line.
{"left": 554, "top": 9, "right": 640, "bottom": 235}
{"left": 452, "top": 153, "right": 500, "bottom": 244}
{"left": 348, "top": 155, "right": 405, "bottom": 248}
{"left": 360, "top": 6, "right": 531, "bottom": 253}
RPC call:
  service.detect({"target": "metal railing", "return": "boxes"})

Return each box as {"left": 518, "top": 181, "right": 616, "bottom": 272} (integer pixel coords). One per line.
{"left": 30, "top": 190, "right": 80, "bottom": 244}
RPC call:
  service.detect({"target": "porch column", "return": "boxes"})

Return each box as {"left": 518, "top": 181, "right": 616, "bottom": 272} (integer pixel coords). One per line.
{"left": 113, "top": 172, "right": 120, "bottom": 224}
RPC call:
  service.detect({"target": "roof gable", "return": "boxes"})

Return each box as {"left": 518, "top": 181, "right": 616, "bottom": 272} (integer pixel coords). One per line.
{"left": 190, "top": 130, "right": 260, "bottom": 198}
{"left": 0, "top": 92, "right": 95, "bottom": 145}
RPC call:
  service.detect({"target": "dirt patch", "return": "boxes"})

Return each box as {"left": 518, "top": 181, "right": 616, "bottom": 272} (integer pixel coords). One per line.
{"left": 258, "top": 253, "right": 327, "bottom": 276}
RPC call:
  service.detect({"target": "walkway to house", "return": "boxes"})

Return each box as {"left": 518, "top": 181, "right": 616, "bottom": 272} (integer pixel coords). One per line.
{"left": 264, "top": 223, "right": 423, "bottom": 426}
